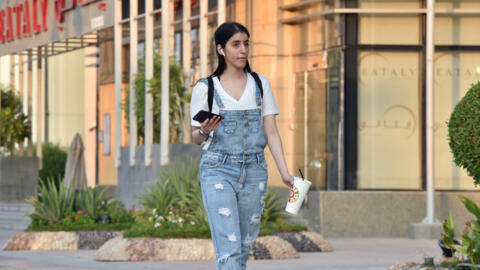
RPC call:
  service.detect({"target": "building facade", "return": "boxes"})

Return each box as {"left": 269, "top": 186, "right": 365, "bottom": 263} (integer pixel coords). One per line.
{"left": 2, "top": 0, "right": 480, "bottom": 236}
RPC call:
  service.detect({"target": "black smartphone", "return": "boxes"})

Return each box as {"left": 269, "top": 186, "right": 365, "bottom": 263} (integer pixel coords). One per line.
{"left": 193, "top": 110, "right": 223, "bottom": 123}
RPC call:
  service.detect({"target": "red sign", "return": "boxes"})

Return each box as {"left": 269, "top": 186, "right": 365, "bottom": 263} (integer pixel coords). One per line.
{"left": 0, "top": 0, "right": 103, "bottom": 44}
{"left": 0, "top": 0, "right": 48, "bottom": 43}
{"left": 55, "top": 0, "right": 102, "bottom": 24}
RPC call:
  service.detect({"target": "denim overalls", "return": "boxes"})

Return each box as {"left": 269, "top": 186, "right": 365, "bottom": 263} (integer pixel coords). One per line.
{"left": 199, "top": 76, "right": 268, "bottom": 270}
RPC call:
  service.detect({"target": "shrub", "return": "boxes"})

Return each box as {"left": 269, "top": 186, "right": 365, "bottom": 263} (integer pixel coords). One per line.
{"left": 33, "top": 142, "right": 68, "bottom": 187}
{"left": 0, "top": 85, "right": 31, "bottom": 155}
{"left": 26, "top": 177, "right": 75, "bottom": 225}
{"left": 27, "top": 219, "right": 132, "bottom": 232}
{"left": 138, "top": 159, "right": 206, "bottom": 226}
{"left": 26, "top": 179, "right": 135, "bottom": 231}
{"left": 125, "top": 161, "right": 306, "bottom": 238}
{"left": 448, "top": 81, "right": 480, "bottom": 185}
{"left": 63, "top": 210, "right": 95, "bottom": 226}
{"left": 124, "top": 222, "right": 211, "bottom": 239}
{"left": 109, "top": 207, "right": 136, "bottom": 224}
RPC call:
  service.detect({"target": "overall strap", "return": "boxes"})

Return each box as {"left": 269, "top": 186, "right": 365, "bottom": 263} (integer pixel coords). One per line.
{"left": 203, "top": 73, "right": 264, "bottom": 111}
{"left": 200, "top": 77, "right": 223, "bottom": 112}
{"left": 207, "top": 77, "right": 214, "bottom": 113}
{"left": 250, "top": 72, "right": 263, "bottom": 98}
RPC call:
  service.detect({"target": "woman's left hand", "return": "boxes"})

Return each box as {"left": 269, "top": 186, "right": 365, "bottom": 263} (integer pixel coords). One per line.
{"left": 282, "top": 173, "right": 294, "bottom": 189}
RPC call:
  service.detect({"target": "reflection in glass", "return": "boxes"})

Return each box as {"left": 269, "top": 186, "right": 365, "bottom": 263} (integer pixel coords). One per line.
{"left": 435, "top": 0, "right": 480, "bottom": 45}
{"left": 359, "top": 15, "right": 421, "bottom": 45}
{"left": 357, "top": 51, "right": 421, "bottom": 189}
{"left": 434, "top": 52, "right": 480, "bottom": 190}
{"left": 293, "top": 70, "right": 327, "bottom": 189}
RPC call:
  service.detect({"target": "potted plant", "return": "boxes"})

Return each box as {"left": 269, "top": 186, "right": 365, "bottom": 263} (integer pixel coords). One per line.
{"left": 0, "top": 85, "right": 38, "bottom": 201}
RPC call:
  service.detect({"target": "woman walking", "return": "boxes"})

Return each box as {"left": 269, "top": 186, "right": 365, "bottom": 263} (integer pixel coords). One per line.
{"left": 190, "top": 22, "right": 294, "bottom": 270}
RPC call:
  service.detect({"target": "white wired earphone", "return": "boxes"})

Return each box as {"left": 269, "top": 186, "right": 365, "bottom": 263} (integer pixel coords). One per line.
{"left": 220, "top": 49, "right": 225, "bottom": 56}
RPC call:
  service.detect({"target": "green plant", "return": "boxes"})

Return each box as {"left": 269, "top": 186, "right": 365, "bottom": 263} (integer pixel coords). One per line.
{"left": 448, "top": 81, "right": 480, "bottom": 185}
{"left": 123, "top": 54, "right": 190, "bottom": 143}
{"left": 126, "top": 161, "right": 307, "bottom": 238}
{"left": 26, "top": 177, "right": 75, "bottom": 225}
{"left": 63, "top": 210, "right": 95, "bottom": 226}
{"left": 35, "top": 142, "right": 68, "bottom": 186}
{"left": 0, "top": 85, "right": 31, "bottom": 155}
{"left": 261, "top": 190, "right": 288, "bottom": 227}
{"left": 124, "top": 222, "right": 211, "bottom": 239}
{"left": 441, "top": 195, "right": 480, "bottom": 267}
{"left": 442, "top": 213, "right": 456, "bottom": 252}
{"left": 138, "top": 159, "right": 206, "bottom": 226}
{"left": 75, "top": 186, "right": 114, "bottom": 220}
{"left": 27, "top": 218, "right": 133, "bottom": 231}
{"left": 455, "top": 195, "right": 480, "bottom": 266}
{"left": 109, "top": 206, "right": 136, "bottom": 224}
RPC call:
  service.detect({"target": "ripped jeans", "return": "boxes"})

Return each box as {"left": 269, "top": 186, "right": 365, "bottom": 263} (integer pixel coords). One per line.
{"left": 200, "top": 151, "right": 268, "bottom": 270}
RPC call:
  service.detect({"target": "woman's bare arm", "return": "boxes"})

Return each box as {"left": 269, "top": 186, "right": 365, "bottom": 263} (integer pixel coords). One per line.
{"left": 263, "top": 115, "right": 294, "bottom": 188}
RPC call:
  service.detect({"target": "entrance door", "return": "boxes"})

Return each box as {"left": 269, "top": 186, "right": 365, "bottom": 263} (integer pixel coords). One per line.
{"left": 293, "top": 69, "right": 327, "bottom": 189}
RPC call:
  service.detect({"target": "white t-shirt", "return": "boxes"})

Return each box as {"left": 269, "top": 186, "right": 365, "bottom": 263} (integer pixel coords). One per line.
{"left": 190, "top": 73, "right": 279, "bottom": 149}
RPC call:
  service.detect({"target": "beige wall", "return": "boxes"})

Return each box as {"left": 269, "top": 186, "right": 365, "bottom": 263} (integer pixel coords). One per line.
{"left": 83, "top": 46, "right": 98, "bottom": 187}
{"left": 47, "top": 49, "right": 85, "bottom": 148}
{"left": 0, "top": 56, "right": 11, "bottom": 85}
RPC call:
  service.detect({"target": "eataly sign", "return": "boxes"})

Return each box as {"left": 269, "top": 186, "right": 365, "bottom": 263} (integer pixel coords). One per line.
{"left": 0, "top": 0, "right": 102, "bottom": 44}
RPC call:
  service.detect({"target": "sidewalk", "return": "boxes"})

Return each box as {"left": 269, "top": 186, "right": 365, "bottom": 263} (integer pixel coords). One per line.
{"left": 0, "top": 229, "right": 443, "bottom": 270}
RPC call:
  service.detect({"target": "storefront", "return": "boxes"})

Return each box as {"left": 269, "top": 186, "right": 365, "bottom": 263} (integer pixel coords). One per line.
{"left": 2, "top": 0, "right": 480, "bottom": 237}
{"left": 0, "top": 0, "right": 114, "bottom": 187}
{"left": 275, "top": 0, "right": 480, "bottom": 191}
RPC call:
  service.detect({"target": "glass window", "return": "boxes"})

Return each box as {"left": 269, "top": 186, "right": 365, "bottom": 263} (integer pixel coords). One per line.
{"left": 359, "top": 15, "right": 421, "bottom": 45}
{"left": 291, "top": 19, "right": 325, "bottom": 56}
{"left": 359, "top": 0, "right": 422, "bottom": 9}
{"left": 357, "top": 51, "right": 422, "bottom": 189}
{"left": 293, "top": 70, "right": 328, "bottom": 189}
{"left": 435, "top": 2, "right": 480, "bottom": 45}
{"left": 358, "top": 1, "right": 422, "bottom": 45}
{"left": 174, "top": 32, "right": 182, "bottom": 63}
{"left": 434, "top": 52, "right": 480, "bottom": 190}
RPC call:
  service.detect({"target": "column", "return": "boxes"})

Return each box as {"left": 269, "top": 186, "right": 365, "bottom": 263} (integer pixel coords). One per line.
{"left": 36, "top": 47, "right": 43, "bottom": 169}
{"left": 199, "top": 0, "right": 208, "bottom": 77}
{"left": 160, "top": 0, "right": 170, "bottom": 165}
{"left": 218, "top": 0, "right": 226, "bottom": 25}
{"left": 129, "top": 0, "right": 139, "bottom": 166}
{"left": 114, "top": 0, "right": 123, "bottom": 167}
{"left": 182, "top": 0, "right": 192, "bottom": 143}
{"left": 145, "top": 0, "right": 154, "bottom": 166}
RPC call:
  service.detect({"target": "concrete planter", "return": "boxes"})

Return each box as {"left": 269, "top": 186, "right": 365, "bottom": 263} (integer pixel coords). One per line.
{"left": 3, "top": 231, "right": 122, "bottom": 251}
{"left": 0, "top": 156, "right": 38, "bottom": 202}
{"left": 93, "top": 236, "right": 300, "bottom": 261}
{"left": 117, "top": 144, "right": 202, "bottom": 209}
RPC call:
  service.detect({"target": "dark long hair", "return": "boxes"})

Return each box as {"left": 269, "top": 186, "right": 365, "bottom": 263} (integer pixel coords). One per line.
{"left": 211, "top": 22, "right": 252, "bottom": 77}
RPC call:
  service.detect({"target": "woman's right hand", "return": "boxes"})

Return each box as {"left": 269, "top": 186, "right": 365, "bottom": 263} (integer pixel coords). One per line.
{"left": 201, "top": 116, "right": 223, "bottom": 135}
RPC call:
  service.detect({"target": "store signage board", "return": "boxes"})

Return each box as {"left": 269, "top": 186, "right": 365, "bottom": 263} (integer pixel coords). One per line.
{"left": 0, "top": 0, "right": 114, "bottom": 56}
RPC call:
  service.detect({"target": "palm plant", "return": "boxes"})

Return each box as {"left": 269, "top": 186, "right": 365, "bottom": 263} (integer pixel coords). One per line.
{"left": 0, "top": 86, "right": 31, "bottom": 155}
{"left": 75, "top": 186, "right": 114, "bottom": 220}
{"left": 138, "top": 159, "right": 205, "bottom": 224}
{"left": 26, "top": 176, "right": 75, "bottom": 225}
{"left": 261, "top": 190, "right": 288, "bottom": 227}
{"left": 139, "top": 178, "right": 179, "bottom": 218}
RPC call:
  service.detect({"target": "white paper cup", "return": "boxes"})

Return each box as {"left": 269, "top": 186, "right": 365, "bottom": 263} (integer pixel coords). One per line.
{"left": 285, "top": 177, "right": 312, "bottom": 214}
